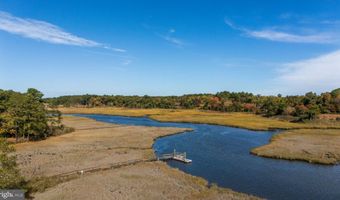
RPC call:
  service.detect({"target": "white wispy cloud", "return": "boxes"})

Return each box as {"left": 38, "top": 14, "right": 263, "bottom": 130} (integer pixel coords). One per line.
{"left": 109, "top": 48, "right": 127, "bottom": 52}
{"left": 320, "top": 20, "right": 340, "bottom": 25}
{"left": 247, "top": 30, "right": 335, "bottom": 44}
{"left": 0, "top": 11, "right": 126, "bottom": 52}
{"left": 162, "top": 35, "right": 184, "bottom": 46}
{"left": 159, "top": 28, "right": 185, "bottom": 47}
{"left": 122, "top": 60, "right": 132, "bottom": 65}
{"left": 276, "top": 50, "right": 340, "bottom": 93}
{"left": 225, "top": 18, "right": 338, "bottom": 44}
{"left": 278, "top": 13, "right": 340, "bottom": 26}
{"left": 279, "top": 13, "right": 295, "bottom": 20}
{"left": 142, "top": 23, "right": 186, "bottom": 47}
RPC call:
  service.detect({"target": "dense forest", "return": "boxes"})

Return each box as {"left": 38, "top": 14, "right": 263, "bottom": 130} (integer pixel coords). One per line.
{"left": 47, "top": 88, "right": 340, "bottom": 121}
{"left": 0, "top": 88, "right": 66, "bottom": 142}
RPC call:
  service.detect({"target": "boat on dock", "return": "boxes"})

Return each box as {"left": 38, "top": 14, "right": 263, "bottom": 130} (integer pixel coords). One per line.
{"left": 158, "top": 149, "right": 192, "bottom": 163}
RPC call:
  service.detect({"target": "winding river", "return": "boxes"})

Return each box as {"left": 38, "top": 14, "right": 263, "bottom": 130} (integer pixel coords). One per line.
{"left": 72, "top": 114, "right": 340, "bottom": 200}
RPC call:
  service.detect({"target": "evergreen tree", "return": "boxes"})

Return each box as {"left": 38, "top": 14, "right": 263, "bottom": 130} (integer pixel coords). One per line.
{"left": 0, "top": 138, "right": 24, "bottom": 189}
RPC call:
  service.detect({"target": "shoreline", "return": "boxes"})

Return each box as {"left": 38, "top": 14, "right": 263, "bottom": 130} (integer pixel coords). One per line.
{"left": 68, "top": 112, "right": 273, "bottom": 132}
{"left": 15, "top": 115, "right": 259, "bottom": 199}
{"left": 251, "top": 129, "right": 340, "bottom": 165}
{"left": 59, "top": 107, "right": 340, "bottom": 131}
{"left": 68, "top": 112, "right": 340, "bottom": 132}
{"left": 64, "top": 109, "right": 340, "bottom": 166}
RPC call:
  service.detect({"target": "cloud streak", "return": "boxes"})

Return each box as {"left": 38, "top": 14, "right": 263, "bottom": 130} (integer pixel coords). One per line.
{"left": 0, "top": 11, "right": 125, "bottom": 52}
{"left": 122, "top": 59, "right": 132, "bottom": 65}
{"left": 225, "top": 18, "right": 338, "bottom": 44}
{"left": 159, "top": 28, "right": 185, "bottom": 47}
{"left": 247, "top": 30, "right": 335, "bottom": 44}
{"left": 276, "top": 50, "right": 340, "bottom": 93}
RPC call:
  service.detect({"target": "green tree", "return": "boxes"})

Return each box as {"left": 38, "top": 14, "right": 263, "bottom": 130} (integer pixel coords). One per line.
{"left": 0, "top": 92, "right": 26, "bottom": 141}
{"left": 0, "top": 138, "right": 24, "bottom": 189}
{"left": 21, "top": 89, "right": 49, "bottom": 140}
{"left": 44, "top": 88, "right": 340, "bottom": 119}
{"left": 331, "top": 88, "right": 340, "bottom": 97}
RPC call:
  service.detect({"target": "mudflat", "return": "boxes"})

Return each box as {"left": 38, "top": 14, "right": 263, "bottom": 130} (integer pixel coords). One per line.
{"left": 15, "top": 116, "right": 259, "bottom": 199}
{"left": 251, "top": 129, "right": 340, "bottom": 165}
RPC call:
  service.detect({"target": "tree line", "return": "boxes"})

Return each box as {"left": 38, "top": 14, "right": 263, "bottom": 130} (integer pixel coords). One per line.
{"left": 47, "top": 88, "right": 340, "bottom": 121}
{"left": 0, "top": 88, "right": 66, "bottom": 142}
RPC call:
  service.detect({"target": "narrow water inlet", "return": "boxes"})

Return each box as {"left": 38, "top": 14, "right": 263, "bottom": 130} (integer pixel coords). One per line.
{"left": 72, "top": 114, "right": 340, "bottom": 200}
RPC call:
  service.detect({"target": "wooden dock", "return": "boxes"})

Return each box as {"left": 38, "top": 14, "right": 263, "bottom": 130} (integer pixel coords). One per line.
{"left": 158, "top": 149, "right": 192, "bottom": 163}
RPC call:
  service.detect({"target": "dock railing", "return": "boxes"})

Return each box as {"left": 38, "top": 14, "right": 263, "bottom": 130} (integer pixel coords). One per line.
{"left": 158, "top": 149, "right": 192, "bottom": 163}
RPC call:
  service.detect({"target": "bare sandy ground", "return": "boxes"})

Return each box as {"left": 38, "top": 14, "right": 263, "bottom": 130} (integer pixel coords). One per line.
{"left": 15, "top": 116, "right": 259, "bottom": 199}
{"left": 252, "top": 129, "right": 340, "bottom": 165}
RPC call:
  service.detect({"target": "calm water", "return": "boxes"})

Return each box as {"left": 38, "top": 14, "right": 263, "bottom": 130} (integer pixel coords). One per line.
{"left": 73, "top": 114, "right": 340, "bottom": 200}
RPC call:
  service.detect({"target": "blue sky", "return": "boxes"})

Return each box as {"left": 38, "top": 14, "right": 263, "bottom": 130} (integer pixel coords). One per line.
{"left": 0, "top": 0, "right": 339, "bottom": 97}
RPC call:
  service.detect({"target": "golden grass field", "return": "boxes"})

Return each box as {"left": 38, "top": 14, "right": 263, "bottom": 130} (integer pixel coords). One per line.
{"left": 251, "top": 129, "right": 340, "bottom": 165}
{"left": 16, "top": 116, "right": 259, "bottom": 200}
{"left": 33, "top": 161, "right": 260, "bottom": 200}
{"left": 58, "top": 107, "right": 340, "bottom": 131}
{"left": 58, "top": 107, "right": 340, "bottom": 165}
{"left": 59, "top": 107, "right": 340, "bottom": 130}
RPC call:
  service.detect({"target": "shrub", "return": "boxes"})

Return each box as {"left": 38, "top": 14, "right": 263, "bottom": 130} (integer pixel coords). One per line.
{"left": 0, "top": 138, "right": 24, "bottom": 189}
